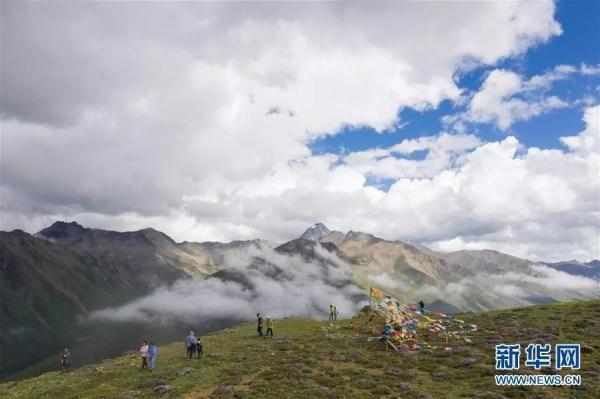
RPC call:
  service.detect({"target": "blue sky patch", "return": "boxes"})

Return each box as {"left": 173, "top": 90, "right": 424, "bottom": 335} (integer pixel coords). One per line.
{"left": 309, "top": 0, "right": 599, "bottom": 160}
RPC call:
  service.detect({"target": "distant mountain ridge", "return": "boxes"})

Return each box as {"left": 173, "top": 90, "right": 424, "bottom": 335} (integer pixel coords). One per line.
{"left": 544, "top": 260, "right": 600, "bottom": 279}
{"left": 35, "top": 221, "right": 272, "bottom": 277}
{"left": 305, "top": 223, "right": 599, "bottom": 313}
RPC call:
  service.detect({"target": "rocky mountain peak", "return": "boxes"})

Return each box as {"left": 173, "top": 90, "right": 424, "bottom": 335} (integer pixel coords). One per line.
{"left": 137, "top": 227, "right": 177, "bottom": 246}
{"left": 36, "top": 221, "right": 86, "bottom": 240}
{"left": 344, "top": 230, "right": 380, "bottom": 243}
{"left": 299, "top": 223, "right": 331, "bottom": 241}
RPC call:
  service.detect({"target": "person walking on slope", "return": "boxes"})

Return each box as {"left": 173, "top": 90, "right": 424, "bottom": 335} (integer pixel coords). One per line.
{"left": 333, "top": 306, "right": 338, "bottom": 322}
{"left": 140, "top": 340, "right": 149, "bottom": 370}
{"left": 265, "top": 316, "right": 274, "bottom": 338}
{"left": 60, "top": 348, "right": 71, "bottom": 373}
{"left": 328, "top": 305, "right": 335, "bottom": 322}
{"left": 257, "top": 313, "right": 264, "bottom": 337}
{"left": 148, "top": 341, "right": 158, "bottom": 370}
{"left": 418, "top": 300, "right": 425, "bottom": 315}
{"left": 196, "top": 337, "right": 203, "bottom": 358}
{"left": 185, "top": 331, "right": 197, "bottom": 359}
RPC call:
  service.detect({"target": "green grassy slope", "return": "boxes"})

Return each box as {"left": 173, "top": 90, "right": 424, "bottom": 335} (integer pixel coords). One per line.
{"left": 2, "top": 300, "right": 598, "bottom": 399}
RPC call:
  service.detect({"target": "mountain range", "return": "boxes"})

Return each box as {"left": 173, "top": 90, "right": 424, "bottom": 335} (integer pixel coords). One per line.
{"left": 1, "top": 221, "right": 598, "bottom": 376}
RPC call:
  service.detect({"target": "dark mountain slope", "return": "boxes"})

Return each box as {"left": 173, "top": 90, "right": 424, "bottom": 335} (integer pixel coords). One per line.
{"left": 0, "top": 230, "right": 178, "bottom": 375}
{"left": 0, "top": 222, "right": 281, "bottom": 376}
{"left": 0, "top": 222, "right": 276, "bottom": 375}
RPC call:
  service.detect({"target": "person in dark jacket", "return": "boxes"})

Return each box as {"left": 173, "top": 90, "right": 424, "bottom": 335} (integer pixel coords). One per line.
{"left": 185, "top": 331, "right": 197, "bottom": 359}
{"left": 196, "top": 337, "right": 203, "bottom": 358}
{"left": 60, "top": 348, "right": 71, "bottom": 372}
{"left": 257, "top": 313, "right": 264, "bottom": 337}
{"left": 418, "top": 300, "right": 425, "bottom": 315}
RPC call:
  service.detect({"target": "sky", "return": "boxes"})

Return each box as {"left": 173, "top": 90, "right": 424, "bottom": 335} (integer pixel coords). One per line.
{"left": 1, "top": 1, "right": 599, "bottom": 262}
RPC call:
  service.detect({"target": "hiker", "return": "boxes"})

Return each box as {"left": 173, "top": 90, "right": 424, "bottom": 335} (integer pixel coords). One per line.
{"left": 196, "top": 336, "right": 203, "bottom": 358}
{"left": 328, "top": 304, "right": 335, "bottom": 322}
{"left": 185, "top": 331, "right": 197, "bottom": 359}
{"left": 140, "top": 340, "right": 149, "bottom": 370}
{"left": 257, "top": 313, "right": 264, "bottom": 337}
{"left": 334, "top": 306, "right": 338, "bottom": 322}
{"left": 148, "top": 341, "right": 158, "bottom": 370}
{"left": 60, "top": 348, "right": 71, "bottom": 372}
{"left": 418, "top": 300, "right": 425, "bottom": 315}
{"left": 383, "top": 324, "right": 393, "bottom": 337}
{"left": 383, "top": 324, "right": 393, "bottom": 351}
{"left": 265, "top": 316, "right": 274, "bottom": 338}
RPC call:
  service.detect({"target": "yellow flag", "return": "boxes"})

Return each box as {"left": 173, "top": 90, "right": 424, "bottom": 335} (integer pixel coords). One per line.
{"left": 370, "top": 287, "right": 383, "bottom": 300}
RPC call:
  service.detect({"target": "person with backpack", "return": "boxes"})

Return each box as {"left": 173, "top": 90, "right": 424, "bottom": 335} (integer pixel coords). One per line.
{"left": 60, "top": 348, "right": 71, "bottom": 373}
{"left": 256, "top": 313, "right": 264, "bottom": 337}
{"left": 148, "top": 341, "right": 158, "bottom": 370}
{"left": 328, "top": 305, "right": 335, "bottom": 322}
{"left": 265, "top": 316, "right": 274, "bottom": 338}
{"left": 196, "top": 336, "right": 203, "bottom": 358}
{"left": 139, "top": 340, "right": 149, "bottom": 370}
{"left": 185, "top": 331, "right": 197, "bottom": 359}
